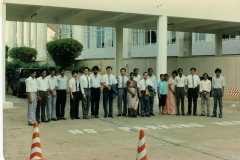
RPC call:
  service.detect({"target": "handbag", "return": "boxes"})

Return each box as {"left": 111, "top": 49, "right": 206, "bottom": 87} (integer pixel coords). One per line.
{"left": 147, "top": 85, "right": 154, "bottom": 92}
{"left": 145, "top": 88, "right": 150, "bottom": 96}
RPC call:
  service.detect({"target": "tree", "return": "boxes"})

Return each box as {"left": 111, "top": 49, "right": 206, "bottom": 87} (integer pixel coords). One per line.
{"left": 5, "top": 45, "right": 10, "bottom": 58}
{"left": 8, "top": 47, "right": 37, "bottom": 63}
{"left": 46, "top": 38, "right": 83, "bottom": 68}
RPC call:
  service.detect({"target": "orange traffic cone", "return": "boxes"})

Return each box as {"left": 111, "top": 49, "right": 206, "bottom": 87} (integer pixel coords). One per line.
{"left": 25, "top": 122, "right": 46, "bottom": 160}
{"left": 136, "top": 129, "right": 147, "bottom": 160}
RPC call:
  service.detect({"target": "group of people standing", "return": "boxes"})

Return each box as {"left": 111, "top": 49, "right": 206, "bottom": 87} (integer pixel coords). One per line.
{"left": 25, "top": 65, "right": 225, "bottom": 126}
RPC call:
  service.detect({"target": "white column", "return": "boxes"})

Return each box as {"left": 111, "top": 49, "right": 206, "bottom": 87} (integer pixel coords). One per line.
{"left": 115, "top": 27, "right": 124, "bottom": 75}
{"left": 8, "top": 21, "right": 17, "bottom": 48}
{"left": 215, "top": 32, "right": 222, "bottom": 56}
{"left": 192, "top": 33, "right": 196, "bottom": 42}
{"left": 17, "top": 22, "right": 24, "bottom": 46}
{"left": 156, "top": 15, "right": 167, "bottom": 81}
{"left": 32, "top": 23, "right": 37, "bottom": 49}
{"left": 73, "top": 25, "right": 84, "bottom": 59}
{"left": 1, "top": 3, "right": 13, "bottom": 109}
{"left": 24, "top": 22, "right": 31, "bottom": 47}
{"left": 37, "top": 23, "right": 47, "bottom": 61}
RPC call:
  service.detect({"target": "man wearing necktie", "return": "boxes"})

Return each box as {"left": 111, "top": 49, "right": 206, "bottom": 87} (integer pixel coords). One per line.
{"left": 186, "top": 67, "right": 200, "bottom": 116}
{"left": 117, "top": 68, "right": 129, "bottom": 116}
{"left": 69, "top": 70, "right": 80, "bottom": 120}
{"left": 80, "top": 67, "right": 91, "bottom": 119}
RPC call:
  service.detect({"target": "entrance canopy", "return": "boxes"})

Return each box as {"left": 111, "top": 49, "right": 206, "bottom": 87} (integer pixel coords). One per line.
{"left": 5, "top": 0, "right": 240, "bottom": 35}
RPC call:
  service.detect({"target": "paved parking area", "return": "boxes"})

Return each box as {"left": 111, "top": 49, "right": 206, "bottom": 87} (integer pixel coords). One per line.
{"left": 3, "top": 93, "right": 240, "bottom": 160}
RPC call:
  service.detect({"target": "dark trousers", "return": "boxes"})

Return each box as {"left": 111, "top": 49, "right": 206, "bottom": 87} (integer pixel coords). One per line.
{"left": 56, "top": 90, "right": 67, "bottom": 118}
{"left": 70, "top": 92, "right": 79, "bottom": 118}
{"left": 213, "top": 89, "right": 223, "bottom": 116}
{"left": 141, "top": 91, "right": 150, "bottom": 116}
{"left": 103, "top": 88, "right": 113, "bottom": 116}
{"left": 82, "top": 88, "right": 91, "bottom": 117}
{"left": 187, "top": 88, "right": 198, "bottom": 115}
{"left": 91, "top": 88, "right": 101, "bottom": 116}
{"left": 36, "top": 91, "right": 48, "bottom": 121}
{"left": 176, "top": 87, "right": 185, "bottom": 114}
{"left": 149, "top": 91, "right": 155, "bottom": 114}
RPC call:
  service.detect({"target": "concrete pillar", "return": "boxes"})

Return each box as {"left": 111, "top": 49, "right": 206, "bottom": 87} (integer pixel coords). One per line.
{"left": 192, "top": 33, "right": 196, "bottom": 42}
{"left": 32, "top": 23, "right": 37, "bottom": 49}
{"left": 215, "top": 32, "right": 222, "bottom": 56}
{"left": 156, "top": 15, "right": 167, "bottom": 81}
{"left": 8, "top": 21, "right": 17, "bottom": 48}
{"left": 1, "top": 3, "right": 13, "bottom": 108}
{"left": 24, "top": 22, "right": 31, "bottom": 47}
{"left": 115, "top": 27, "right": 124, "bottom": 75}
{"left": 37, "top": 23, "right": 47, "bottom": 61}
{"left": 17, "top": 22, "right": 24, "bottom": 47}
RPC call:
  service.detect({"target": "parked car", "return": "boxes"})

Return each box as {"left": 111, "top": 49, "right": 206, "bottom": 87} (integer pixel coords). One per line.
{"left": 11, "top": 68, "right": 44, "bottom": 98}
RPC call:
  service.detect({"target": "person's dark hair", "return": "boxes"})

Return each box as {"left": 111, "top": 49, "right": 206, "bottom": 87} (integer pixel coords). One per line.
{"left": 203, "top": 73, "right": 209, "bottom": 78}
{"left": 130, "top": 72, "right": 134, "bottom": 76}
{"left": 106, "top": 66, "right": 112, "bottom": 70}
{"left": 164, "top": 74, "right": 168, "bottom": 77}
{"left": 172, "top": 70, "right": 178, "bottom": 76}
{"left": 133, "top": 68, "right": 139, "bottom": 72}
{"left": 120, "top": 68, "right": 126, "bottom": 72}
{"left": 59, "top": 68, "right": 65, "bottom": 72}
{"left": 72, "top": 70, "right": 78, "bottom": 75}
{"left": 190, "top": 67, "right": 196, "bottom": 71}
{"left": 215, "top": 68, "right": 221, "bottom": 73}
{"left": 148, "top": 68, "right": 153, "bottom": 72}
{"left": 92, "top": 66, "right": 99, "bottom": 71}
{"left": 40, "top": 69, "right": 47, "bottom": 74}
{"left": 160, "top": 74, "right": 164, "bottom": 77}
{"left": 30, "top": 69, "right": 36, "bottom": 74}
{"left": 83, "top": 67, "right": 89, "bottom": 71}
{"left": 177, "top": 68, "right": 183, "bottom": 73}
{"left": 50, "top": 67, "right": 56, "bottom": 72}
{"left": 143, "top": 72, "right": 148, "bottom": 75}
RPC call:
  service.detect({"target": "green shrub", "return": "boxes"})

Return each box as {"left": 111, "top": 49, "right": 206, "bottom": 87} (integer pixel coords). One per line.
{"left": 46, "top": 38, "right": 83, "bottom": 68}
{"left": 8, "top": 47, "right": 37, "bottom": 63}
{"left": 5, "top": 45, "right": 10, "bottom": 58}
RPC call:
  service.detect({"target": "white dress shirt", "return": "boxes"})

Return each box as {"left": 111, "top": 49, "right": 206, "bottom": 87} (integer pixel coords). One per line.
{"left": 187, "top": 74, "right": 201, "bottom": 88}
{"left": 80, "top": 74, "right": 91, "bottom": 94}
{"left": 69, "top": 77, "right": 79, "bottom": 92}
{"left": 200, "top": 79, "right": 211, "bottom": 92}
{"left": 47, "top": 75, "right": 58, "bottom": 90}
{"left": 57, "top": 75, "right": 68, "bottom": 90}
{"left": 147, "top": 75, "right": 157, "bottom": 92}
{"left": 25, "top": 76, "right": 38, "bottom": 92}
{"left": 138, "top": 79, "right": 153, "bottom": 91}
{"left": 101, "top": 74, "right": 117, "bottom": 86}
{"left": 90, "top": 74, "right": 102, "bottom": 88}
{"left": 117, "top": 75, "right": 129, "bottom": 88}
{"left": 175, "top": 75, "right": 187, "bottom": 87}
{"left": 133, "top": 75, "right": 141, "bottom": 83}
{"left": 212, "top": 76, "right": 225, "bottom": 89}
{"left": 37, "top": 77, "right": 49, "bottom": 91}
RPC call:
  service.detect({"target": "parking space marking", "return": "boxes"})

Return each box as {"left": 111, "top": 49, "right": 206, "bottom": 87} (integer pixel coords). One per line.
{"left": 212, "top": 121, "right": 240, "bottom": 126}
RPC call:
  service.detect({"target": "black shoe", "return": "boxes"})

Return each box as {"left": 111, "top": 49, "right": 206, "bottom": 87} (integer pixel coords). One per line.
{"left": 51, "top": 118, "right": 57, "bottom": 121}
{"left": 137, "top": 113, "right": 141, "bottom": 115}
{"left": 104, "top": 116, "right": 107, "bottom": 118}
{"left": 71, "top": 117, "right": 74, "bottom": 120}
{"left": 37, "top": 121, "right": 41, "bottom": 124}
{"left": 193, "top": 114, "right": 198, "bottom": 116}
{"left": 57, "top": 117, "right": 61, "bottom": 120}
{"left": 48, "top": 118, "right": 51, "bottom": 122}
{"left": 187, "top": 113, "right": 191, "bottom": 116}
{"left": 146, "top": 115, "right": 150, "bottom": 117}
{"left": 28, "top": 124, "right": 34, "bottom": 126}
{"left": 211, "top": 115, "right": 217, "bottom": 117}
{"left": 42, "top": 120, "right": 49, "bottom": 123}
{"left": 108, "top": 115, "right": 113, "bottom": 118}
{"left": 219, "top": 115, "right": 222, "bottom": 118}
{"left": 122, "top": 114, "right": 127, "bottom": 117}
{"left": 207, "top": 115, "right": 210, "bottom": 117}
{"left": 61, "top": 117, "right": 67, "bottom": 120}
{"left": 176, "top": 113, "right": 180, "bottom": 116}
{"left": 182, "top": 113, "right": 185, "bottom": 116}
{"left": 141, "top": 115, "right": 144, "bottom": 117}
{"left": 150, "top": 113, "right": 155, "bottom": 116}
{"left": 199, "top": 114, "right": 205, "bottom": 116}
{"left": 116, "top": 114, "right": 122, "bottom": 116}
{"left": 75, "top": 117, "right": 81, "bottom": 119}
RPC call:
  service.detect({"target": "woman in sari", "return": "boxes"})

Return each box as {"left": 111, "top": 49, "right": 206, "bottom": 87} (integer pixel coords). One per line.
{"left": 127, "top": 72, "right": 139, "bottom": 117}
{"left": 166, "top": 70, "right": 177, "bottom": 115}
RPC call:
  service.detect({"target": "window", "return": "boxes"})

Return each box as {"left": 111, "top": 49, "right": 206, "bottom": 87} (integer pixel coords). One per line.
{"left": 222, "top": 34, "right": 236, "bottom": 40}
{"left": 167, "top": 31, "right": 176, "bottom": 44}
{"left": 132, "top": 29, "right": 158, "bottom": 46}
{"left": 59, "top": 24, "right": 73, "bottom": 39}
{"left": 84, "top": 26, "right": 115, "bottom": 49}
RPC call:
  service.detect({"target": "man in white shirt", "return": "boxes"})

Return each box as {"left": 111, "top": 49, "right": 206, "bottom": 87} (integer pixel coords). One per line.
{"left": 56, "top": 68, "right": 68, "bottom": 120}
{"left": 80, "top": 67, "right": 91, "bottom": 119}
{"left": 175, "top": 68, "right": 187, "bottom": 116}
{"left": 147, "top": 68, "right": 157, "bottom": 116}
{"left": 36, "top": 69, "right": 50, "bottom": 123}
{"left": 47, "top": 67, "right": 58, "bottom": 121}
{"left": 133, "top": 68, "right": 141, "bottom": 115}
{"left": 199, "top": 73, "right": 211, "bottom": 117}
{"left": 25, "top": 69, "right": 38, "bottom": 126}
{"left": 138, "top": 72, "right": 153, "bottom": 117}
{"left": 186, "top": 67, "right": 201, "bottom": 116}
{"left": 69, "top": 70, "right": 80, "bottom": 120}
{"left": 117, "top": 68, "right": 129, "bottom": 116}
{"left": 90, "top": 66, "right": 102, "bottom": 118}
{"left": 101, "top": 66, "right": 118, "bottom": 118}
{"left": 211, "top": 68, "right": 225, "bottom": 118}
